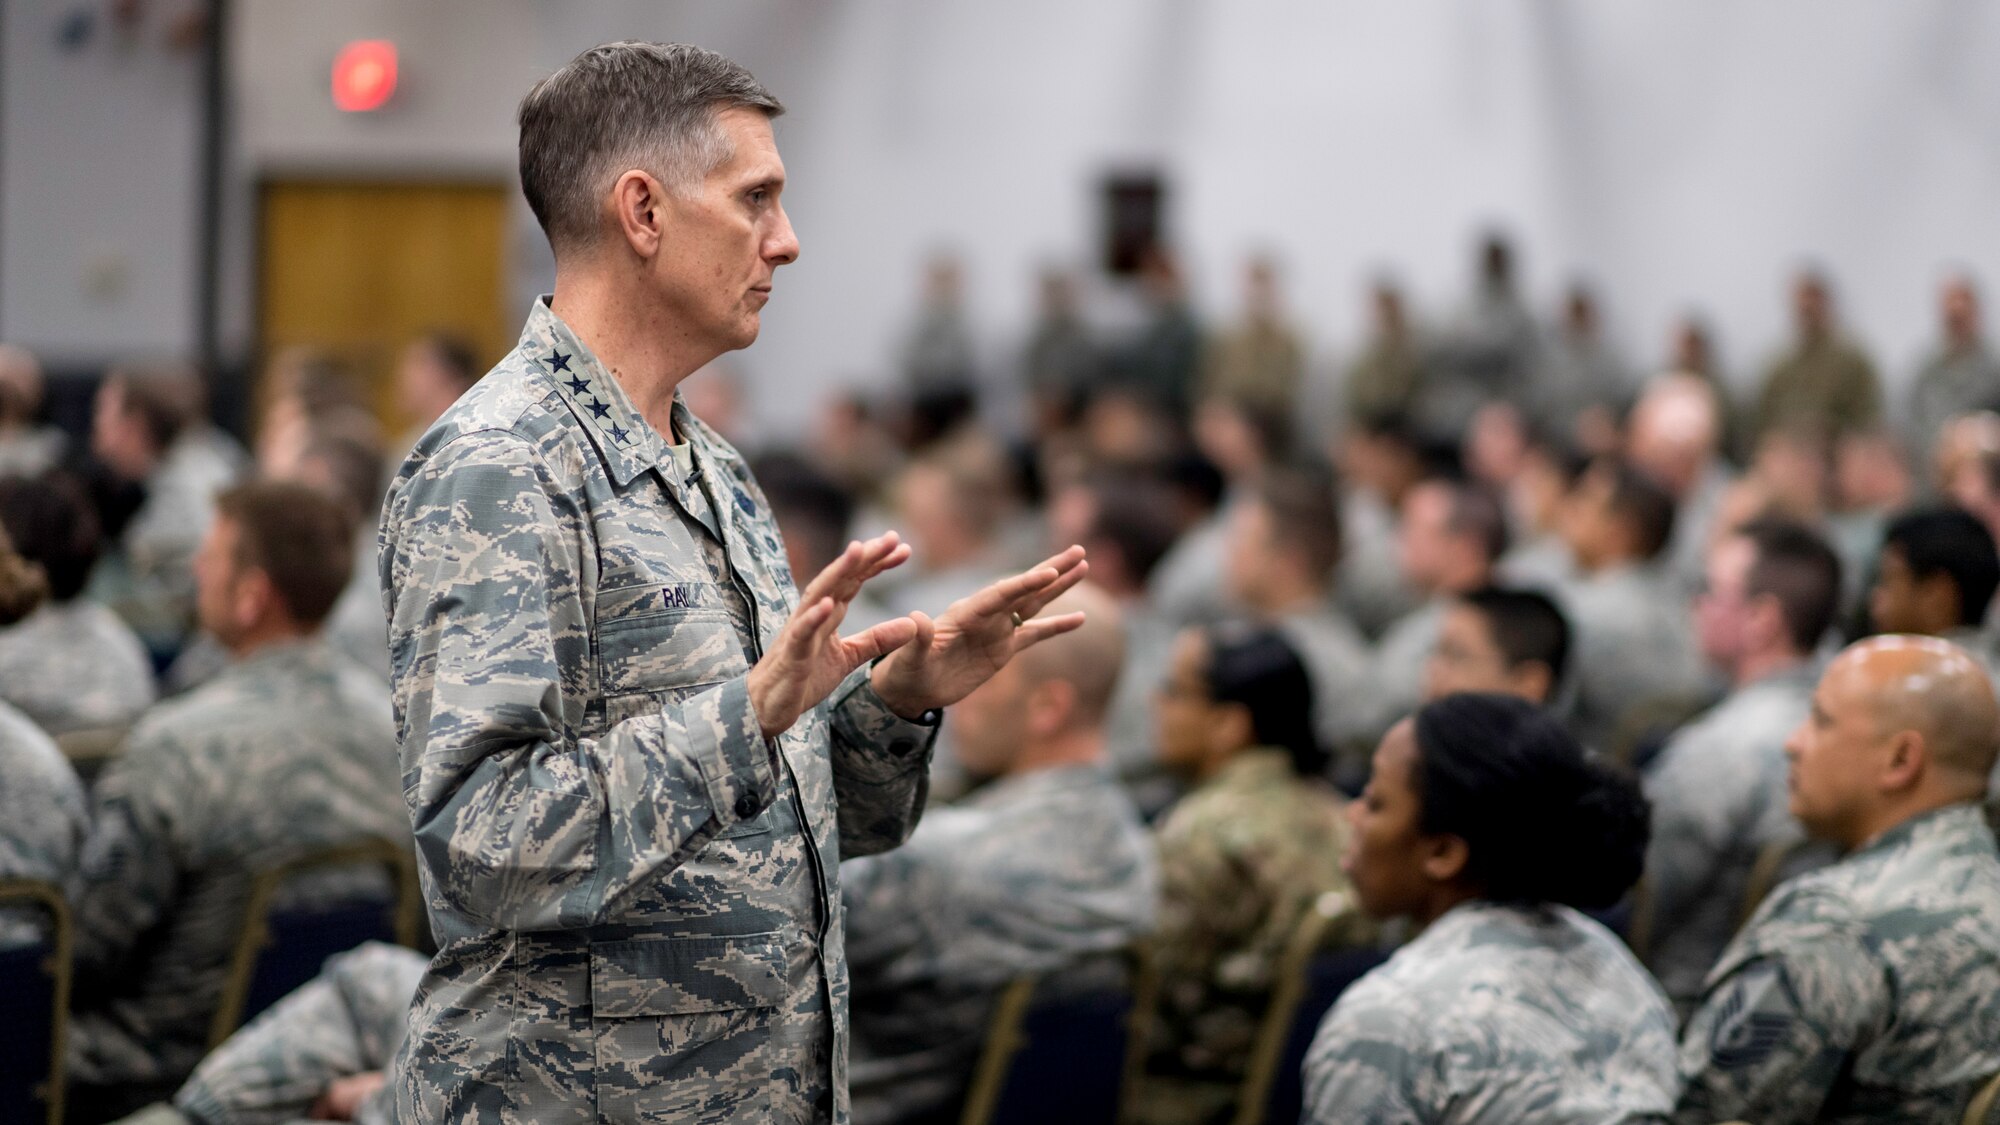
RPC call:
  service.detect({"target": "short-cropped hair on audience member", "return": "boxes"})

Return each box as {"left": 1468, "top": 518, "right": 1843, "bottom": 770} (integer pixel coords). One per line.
{"left": 1883, "top": 507, "right": 2000, "bottom": 628}
{"left": 112, "top": 368, "right": 195, "bottom": 453}
{"left": 1412, "top": 693, "right": 1649, "bottom": 909}
{"left": 1737, "top": 517, "right": 1843, "bottom": 653}
{"left": 214, "top": 482, "right": 356, "bottom": 627}
{"left": 417, "top": 332, "right": 482, "bottom": 392}
{"left": 1084, "top": 474, "right": 1180, "bottom": 588}
{"left": 751, "top": 452, "right": 855, "bottom": 574}
{"left": 1256, "top": 463, "right": 1343, "bottom": 581}
{"left": 1459, "top": 587, "right": 1571, "bottom": 687}
{"left": 1601, "top": 459, "right": 1677, "bottom": 561}
{"left": 302, "top": 424, "right": 388, "bottom": 527}
{"left": 519, "top": 42, "right": 784, "bottom": 256}
{"left": 0, "top": 471, "right": 100, "bottom": 603}
{"left": 1443, "top": 477, "right": 1511, "bottom": 563}
{"left": 1165, "top": 451, "right": 1227, "bottom": 514}
{"left": 1203, "top": 623, "right": 1326, "bottom": 779}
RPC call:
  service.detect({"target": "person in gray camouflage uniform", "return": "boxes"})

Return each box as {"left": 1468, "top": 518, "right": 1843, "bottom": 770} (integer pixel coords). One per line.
{"left": 66, "top": 482, "right": 409, "bottom": 1118}
{"left": 378, "top": 43, "right": 1089, "bottom": 1125}
{"left": 0, "top": 527, "right": 86, "bottom": 951}
{"left": 1674, "top": 635, "right": 2000, "bottom": 1125}
{"left": 1304, "top": 695, "right": 1678, "bottom": 1124}
{"left": 842, "top": 585, "right": 1156, "bottom": 1124}
{"left": 1641, "top": 519, "right": 1841, "bottom": 1013}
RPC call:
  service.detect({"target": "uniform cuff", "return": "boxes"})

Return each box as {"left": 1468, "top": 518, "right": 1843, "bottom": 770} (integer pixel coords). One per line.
{"left": 680, "top": 675, "right": 781, "bottom": 832}
{"left": 830, "top": 668, "right": 940, "bottom": 783}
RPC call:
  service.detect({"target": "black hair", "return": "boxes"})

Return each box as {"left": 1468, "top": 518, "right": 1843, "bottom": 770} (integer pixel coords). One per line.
{"left": 1202, "top": 624, "right": 1326, "bottom": 779}
{"left": 1458, "top": 587, "right": 1571, "bottom": 686}
{"left": 1165, "top": 450, "right": 1226, "bottom": 513}
{"left": 1738, "top": 518, "right": 1842, "bottom": 652}
{"left": 1083, "top": 474, "right": 1180, "bottom": 587}
{"left": 750, "top": 452, "right": 856, "bottom": 577}
{"left": 1600, "top": 460, "right": 1677, "bottom": 561}
{"left": 1881, "top": 507, "right": 2000, "bottom": 628}
{"left": 1410, "top": 693, "right": 1649, "bottom": 909}
{"left": 1437, "top": 477, "right": 1511, "bottom": 563}
{"left": 0, "top": 471, "right": 101, "bottom": 602}
{"left": 1255, "top": 462, "right": 1344, "bottom": 580}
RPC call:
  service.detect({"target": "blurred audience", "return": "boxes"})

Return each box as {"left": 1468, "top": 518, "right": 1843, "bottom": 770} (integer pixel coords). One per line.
{"left": 1373, "top": 476, "right": 1507, "bottom": 722}
{"left": 1627, "top": 372, "right": 1735, "bottom": 593}
{"left": 1752, "top": 270, "right": 1883, "bottom": 444}
{"left": 1342, "top": 279, "right": 1425, "bottom": 429}
{"left": 1420, "top": 586, "right": 1571, "bottom": 707}
{"left": 1905, "top": 274, "right": 2000, "bottom": 467}
{"left": 0, "top": 343, "right": 67, "bottom": 476}
{"left": 0, "top": 524, "right": 86, "bottom": 951}
{"left": 1867, "top": 507, "right": 2000, "bottom": 663}
{"left": 1201, "top": 255, "right": 1304, "bottom": 421}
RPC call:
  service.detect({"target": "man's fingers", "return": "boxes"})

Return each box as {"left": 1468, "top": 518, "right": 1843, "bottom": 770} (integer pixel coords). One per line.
{"left": 785, "top": 597, "right": 836, "bottom": 658}
{"left": 844, "top": 615, "right": 919, "bottom": 663}
{"left": 806, "top": 533, "right": 907, "bottom": 607}
{"left": 1010, "top": 611, "right": 1087, "bottom": 652}
{"left": 961, "top": 545, "right": 1088, "bottom": 619}
{"left": 797, "top": 540, "right": 865, "bottom": 608}
{"left": 1012, "top": 558, "right": 1090, "bottom": 619}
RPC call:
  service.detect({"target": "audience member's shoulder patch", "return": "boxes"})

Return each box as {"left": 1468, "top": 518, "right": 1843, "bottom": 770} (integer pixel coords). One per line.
{"left": 1708, "top": 968, "right": 1792, "bottom": 1070}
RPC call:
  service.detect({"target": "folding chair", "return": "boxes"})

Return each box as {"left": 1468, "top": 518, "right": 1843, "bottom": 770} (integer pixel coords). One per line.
{"left": 959, "top": 943, "right": 1156, "bottom": 1125}
{"left": 1966, "top": 1068, "right": 2000, "bottom": 1125}
{"left": 0, "top": 879, "right": 72, "bottom": 1125}
{"left": 206, "top": 836, "right": 421, "bottom": 1048}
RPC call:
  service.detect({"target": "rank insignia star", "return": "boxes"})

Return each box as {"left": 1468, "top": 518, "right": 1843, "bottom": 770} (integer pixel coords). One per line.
{"left": 547, "top": 350, "right": 572, "bottom": 372}
{"left": 607, "top": 423, "right": 632, "bottom": 445}
{"left": 565, "top": 375, "right": 591, "bottom": 397}
{"left": 586, "top": 399, "right": 612, "bottom": 419}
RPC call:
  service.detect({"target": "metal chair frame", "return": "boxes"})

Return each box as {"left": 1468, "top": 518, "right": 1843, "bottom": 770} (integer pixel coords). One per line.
{"left": 0, "top": 879, "right": 73, "bottom": 1125}
{"left": 957, "top": 941, "right": 1157, "bottom": 1125}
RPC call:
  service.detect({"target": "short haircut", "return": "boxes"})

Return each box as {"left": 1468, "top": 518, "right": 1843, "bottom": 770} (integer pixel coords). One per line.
{"left": 1256, "top": 463, "right": 1343, "bottom": 580}
{"left": 751, "top": 452, "right": 856, "bottom": 577}
{"left": 519, "top": 42, "right": 784, "bottom": 255}
{"left": 111, "top": 369, "right": 195, "bottom": 452}
{"left": 1459, "top": 587, "right": 1571, "bottom": 685}
{"left": 1883, "top": 507, "right": 2000, "bottom": 627}
{"left": 1736, "top": 518, "right": 1842, "bottom": 653}
{"left": 415, "top": 332, "right": 481, "bottom": 391}
{"left": 214, "top": 481, "right": 356, "bottom": 627}
{"left": 299, "top": 422, "right": 388, "bottom": 528}
{"left": 1439, "top": 477, "right": 1510, "bottom": 563}
{"left": 1600, "top": 460, "right": 1677, "bottom": 561}
{"left": 1202, "top": 623, "right": 1324, "bottom": 778}
{"left": 1082, "top": 474, "right": 1180, "bottom": 588}
{"left": 0, "top": 471, "right": 100, "bottom": 602}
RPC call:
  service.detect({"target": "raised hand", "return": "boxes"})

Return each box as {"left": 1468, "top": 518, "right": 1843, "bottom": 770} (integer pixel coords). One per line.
{"left": 870, "top": 545, "right": 1090, "bottom": 718}
{"left": 747, "top": 532, "right": 919, "bottom": 739}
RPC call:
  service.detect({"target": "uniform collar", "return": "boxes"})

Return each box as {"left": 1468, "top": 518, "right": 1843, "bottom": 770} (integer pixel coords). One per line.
{"left": 518, "top": 296, "right": 667, "bottom": 489}
{"left": 1852, "top": 801, "right": 1988, "bottom": 858}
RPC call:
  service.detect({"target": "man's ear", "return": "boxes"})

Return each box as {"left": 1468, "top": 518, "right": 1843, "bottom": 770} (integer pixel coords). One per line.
{"left": 236, "top": 569, "right": 284, "bottom": 634}
{"left": 1027, "top": 679, "right": 1076, "bottom": 739}
{"left": 1420, "top": 833, "right": 1470, "bottom": 885}
{"left": 610, "top": 170, "right": 667, "bottom": 259}
{"left": 1879, "top": 728, "right": 1928, "bottom": 794}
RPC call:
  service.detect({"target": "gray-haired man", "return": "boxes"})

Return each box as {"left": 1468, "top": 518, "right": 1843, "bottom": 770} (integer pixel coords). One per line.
{"left": 380, "top": 42, "right": 1088, "bottom": 1124}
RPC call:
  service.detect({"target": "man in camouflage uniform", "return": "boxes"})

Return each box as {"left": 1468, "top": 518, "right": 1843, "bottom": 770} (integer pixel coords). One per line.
{"left": 380, "top": 43, "right": 1087, "bottom": 1125}
{"left": 1675, "top": 636, "right": 2000, "bottom": 1124}
{"left": 67, "top": 482, "right": 409, "bottom": 1115}
{"left": 1642, "top": 520, "right": 1840, "bottom": 1013}
{"left": 842, "top": 586, "right": 1156, "bottom": 1123}
{"left": 1750, "top": 271, "right": 1883, "bottom": 444}
{"left": 0, "top": 699, "right": 85, "bottom": 949}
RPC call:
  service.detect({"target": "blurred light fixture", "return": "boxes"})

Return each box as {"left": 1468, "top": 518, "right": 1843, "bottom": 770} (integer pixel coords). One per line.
{"left": 332, "top": 39, "right": 398, "bottom": 112}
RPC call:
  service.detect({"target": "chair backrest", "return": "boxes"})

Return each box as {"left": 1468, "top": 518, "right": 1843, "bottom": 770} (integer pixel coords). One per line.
{"left": 205, "top": 837, "right": 421, "bottom": 1049}
{"left": 958, "top": 943, "right": 1155, "bottom": 1125}
{"left": 1608, "top": 691, "right": 1712, "bottom": 773}
{"left": 1232, "top": 892, "right": 1389, "bottom": 1125}
{"left": 1966, "top": 1068, "right": 2000, "bottom": 1125}
{"left": 0, "top": 879, "right": 72, "bottom": 1125}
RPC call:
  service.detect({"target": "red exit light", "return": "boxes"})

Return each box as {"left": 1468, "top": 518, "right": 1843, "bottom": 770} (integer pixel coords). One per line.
{"left": 332, "top": 40, "right": 398, "bottom": 112}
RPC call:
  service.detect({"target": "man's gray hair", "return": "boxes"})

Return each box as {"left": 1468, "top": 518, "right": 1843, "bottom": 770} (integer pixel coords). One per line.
{"left": 518, "top": 42, "right": 783, "bottom": 255}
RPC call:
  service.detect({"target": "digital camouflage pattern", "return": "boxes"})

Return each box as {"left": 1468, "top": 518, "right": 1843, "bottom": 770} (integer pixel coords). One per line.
{"left": 1138, "top": 749, "right": 1371, "bottom": 1125}
{"left": 1674, "top": 803, "right": 2000, "bottom": 1125}
{"left": 0, "top": 697, "right": 86, "bottom": 948}
{"left": 1641, "top": 664, "right": 1820, "bottom": 1009}
{"left": 1303, "top": 901, "right": 1679, "bottom": 1125}
{"left": 67, "top": 637, "right": 407, "bottom": 1089}
{"left": 0, "top": 598, "right": 156, "bottom": 736}
{"left": 1556, "top": 563, "right": 1708, "bottom": 752}
{"left": 841, "top": 764, "right": 1156, "bottom": 1124}
{"left": 378, "top": 298, "right": 938, "bottom": 1125}
{"left": 173, "top": 941, "right": 427, "bottom": 1125}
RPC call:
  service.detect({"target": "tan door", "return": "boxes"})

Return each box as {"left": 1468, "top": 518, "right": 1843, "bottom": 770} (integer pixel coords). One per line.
{"left": 258, "top": 180, "right": 513, "bottom": 436}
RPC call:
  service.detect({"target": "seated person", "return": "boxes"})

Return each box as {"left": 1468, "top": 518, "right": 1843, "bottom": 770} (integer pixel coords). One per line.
{"left": 1674, "top": 636, "right": 2000, "bottom": 1125}
{"left": 0, "top": 471, "right": 157, "bottom": 735}
{"left": 1224, "top": 465, "right": 1379, "bottom": 783}
{"left": 1303, "top": 694, "right": 1678, "bottom": 1124}
{"left": 116, "top": 942, "right": 426, "bottom": 1125}
{"left": 1643, "top": 519, "right": 1841, "bottom": 1013}
{"left": 843, "top": 584, "right": 1157, "bottom": 1124}
{"left": 0, "top": 528, "right": 86, "bottom": 949}
{"left": 1868, "top": 506, "right": 2000, "bottom": 663}
{"left": 1137, "top": 624, "right": 1371, "bottom": 1124}
{"left": 1374, "top": 476, "right": 1508, "bottom": 722}
{"left": 67, "top": 482, "right": 411, "bottom": 1116}
{"left": 1420, "top": 585, "right": 1571, "bottom": 708}
{"left": 1555, "top": 458, "right": 1708, "bottom": 748}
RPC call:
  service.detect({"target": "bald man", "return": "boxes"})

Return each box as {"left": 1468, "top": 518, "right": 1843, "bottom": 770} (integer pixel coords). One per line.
{"left": 840, "top": 584, "right": 1159, "bottom": 1124}
{"left": 1674, "top": 636, "right": 2000, "bottom": 1125}
{"left": 1628, "top": 372, "right": 1734, "bottom": 594}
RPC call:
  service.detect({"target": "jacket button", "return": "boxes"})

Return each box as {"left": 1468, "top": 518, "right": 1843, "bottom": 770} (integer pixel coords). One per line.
{"left": 734, "top": 793, "right": 760, "bottom": 820}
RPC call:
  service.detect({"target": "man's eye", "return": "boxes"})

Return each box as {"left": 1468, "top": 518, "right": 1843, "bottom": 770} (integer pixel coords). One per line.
{"left": 748, "top": 189, "right": 768, "bottom": 206}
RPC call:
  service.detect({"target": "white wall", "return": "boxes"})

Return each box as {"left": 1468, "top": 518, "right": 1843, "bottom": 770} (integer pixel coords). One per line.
{"left": 0, "top": 0, "right": 204, "bottom": 361}
{"left": 14, "top": 0, "right": 2000, "bottom": 434}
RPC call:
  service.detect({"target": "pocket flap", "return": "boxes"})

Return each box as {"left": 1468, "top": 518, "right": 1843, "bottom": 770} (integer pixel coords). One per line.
{"left": 589, "top": 932, "right": 787, "bottom": 1017}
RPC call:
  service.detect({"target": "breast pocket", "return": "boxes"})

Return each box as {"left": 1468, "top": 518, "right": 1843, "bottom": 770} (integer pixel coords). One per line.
{"left": 595, "top": 582, "right": 750, "bottom": 699}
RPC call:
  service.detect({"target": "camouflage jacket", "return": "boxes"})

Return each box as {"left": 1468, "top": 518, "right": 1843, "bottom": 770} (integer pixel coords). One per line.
{"left": 1146, "top": 750, "right": 1368, "bottom": 1086}
{"left": 0, "top": 698, "right": 86, "bottom": 948}
{"left": 1641, "top": 663, "right": 1818, "bottom": 1008}
{"left": 1303, "top": 901, "right": 1680, "bottom": 1124}
{"left": 175, "top": 941, "right": 427, "bottom": 1125}
{"left": 842, "top": 763, "right": 1156, "bottom": 1124}
{"left": 1674, "top": 803, "right": 2000, "bottom": 1125}
{"left": 378, "top": 298, "right": 939, "bottom": 1125}
{"left": 0, "top": 598, "right": 157, "bottom": 736}
{"left": 67, "top": 637, "right": 408, "bottom": 1088}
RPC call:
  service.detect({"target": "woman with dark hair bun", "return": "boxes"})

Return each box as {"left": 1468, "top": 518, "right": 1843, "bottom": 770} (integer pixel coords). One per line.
{"left": 1137, "top": 624, "right": 1371, "bottom": 1121}
{"left": 1302, "top": 693, "right": 1679, "bottom": 1124}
